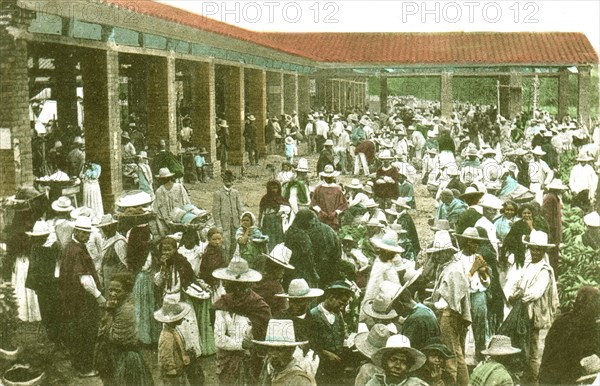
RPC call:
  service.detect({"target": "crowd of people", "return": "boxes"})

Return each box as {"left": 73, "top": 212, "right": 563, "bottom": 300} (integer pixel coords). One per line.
{"left": 3, "top": 96, "right": 600, "bottom": 386}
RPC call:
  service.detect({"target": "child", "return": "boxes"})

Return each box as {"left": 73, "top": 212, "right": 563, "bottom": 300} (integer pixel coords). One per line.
{"left": 236, "top": 211, "right": 268, "bottom": 271}
{"left": 284, "top": 136, "right": 296, "bottom": 164}
{"left": 155, "top": 298, "right": 192, "bottom": 386}
{"left": 194, "top": 148, "right": 208, "bottom": 183}
{"left": 276, "top": 162, "right": 294, "bottom": 186}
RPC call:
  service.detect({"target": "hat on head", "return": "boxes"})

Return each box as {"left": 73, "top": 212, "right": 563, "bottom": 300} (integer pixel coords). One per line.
{"left": 366, "top": 217, "right": 385, "bottom": 228}
{"left": 212, "top": 256, "right": 262, "bottom": 282}
{"left": 121, "top": 132, "right": 130, "bottom": 140}
{"left": 370, "top": 230, "right": 404, "bottom": 253}
{"left": 377, "top": 149, "right": 394, "bottom": 160}
{"left": 445, "top": 166, "right": 460, "bottom": 176}
{"left": 546, "top": 179, "right": 568, "bottom": 191}
{"left": 219, "top": 120, "right": 229, "bottom": 128}
{"left": 97, "top": 214, "right": 118, "bottom": 228}
{"left": 320, "top": 164, "right": 340, "bottom": 178}
{"left": 392, "top": 198, "right": 411, "bottom": 210}
{"left": 73, "top": 136, "right": 84, "bottom": 145}
{"left": 248, "top": 115, "right": 256, "bottom": 121}
{"left": 252, "top": 319, "right": 308, "bottom": 347}
{"left": 323, "top": 139, "right": 334, "bottom": 147}
{"left": 54, "top": 140, "right": 63, "bottom": 149}
{"left": 371, "top": 335, "right": 426, "bottom": 372}
{"left": 198, "top": 147, "right": 208, "bottom": 155}
{"left": 70, "top": 206, "right": 96, "bottom": 220}
{"left": 324, "top": 280, "right": 354, "bottom": 296}
{"left": 263, "top": 243, "right": 294, "bottom": 270}
{"left": 222, "top": 169, "right": 236, "bottom": 182}
{"left": 456, "top": 227, "right": 486, "bottom": 241}
{"left": 276, "top": 278, "right": 324, "bottom": 298}
{"left": 389, "top": 223, "right": 407, "bottom": 235}
{"left": 576, "top": 152, "right": 594, "bottom": 162}
{"left": 363, "top": 292, "right": 398, "bottom": 320}
{"left": 460, "top": 187, "right": 485, "bottom": 206}
{"left": 531, "top": 146, "right": 546, "bottom": 156}
{"left": 156, "top": 167, "right": 174, "bottom": 178}
{"left": 426, "top": 230, "right": 458, "bottom": 253}
{"left": 116, "top": 190, "right": 153, "bottom": 208}
{"left": 363, "top": 199, "right": 379, "bottom": 209}
{"left": 346, "top": 179, "right": 364, "bottom": 190}
{"left": 355, "top": 324, "right": 393, "bottom": 359}
{"left": 481, "top": 147, "right": 496, "bottom": 156}
{"left": 427, "top": 148, "right": 438, "bottom": 155}
{"left": 421, "top": 339, "right": 454, "bottom": 359}
{"left": 466, "top": 147, "right": 479, "bottom": 157}
{"left": 26, "top": 220, "right": 51, "bottom": 237}
{"left": 576, "top": 354, "right": 600, "bottom": 383}
{"left": 430, "top": 219, "right": 454, "bottom": 233}
{"left": 479, "top": 193, "right": 503, "bottom": 210}
{"left": 51, "top": 196, "right": 75, "bottom": 213}
{"left": 73, "top": 216, "right": 94, "bottom": 232}
{"left": 295, "top": 158, "right": 309, "bottom": 173}
{"left": 285, "top": 136, "right": 294, "bottom": 145}
{"left": 137, "top": 151, "right": 149, "bottom": 159}
{"left": 153, "top": 297, "right": 191, "bottom": 323}
{"left": 427, "top": 130, "right": 437, "bottom": 138}
{"left": 583, "top": 211, "right": 600, "bottom": 227}
{"left": 523, "top": 230, "right": 555, "bottom": 248}
{"left": 480, "top": 335, "right": 521, "bottom": 356}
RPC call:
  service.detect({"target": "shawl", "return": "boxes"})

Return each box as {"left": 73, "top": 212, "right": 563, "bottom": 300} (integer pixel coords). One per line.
{"left": 433, "top": 258, "right": 471, "bottom": 322}
{"left": 108, "top": 295, "right": 138, "bottom": 347}
{"left": 470, "top": 361, "right": 513, "bottom": 386}
{"left": 259, "top": 181, "right": 289, "bottom": 212}
{"left": 253, "top": 278, "right": 288, "bottom": 316}
{"left": 199, "top": 244, "right": 226, "bottom": 287}
{"left": 317, "top": 149, "right": 335, "bottom": 173}
{"left": 126, "top": 225, "right": 152, "bottom": 274}
{"left": 213, "top": 290, "right": 272, "bottom": 340}
{"left": 283, "top": 179, "right": 310, "bottom": 204}
{"left": 164, "top": 253, "right": 195, "bottom": 292}
{"left": 152, "top": 150, "right": 184, "bottom": 178}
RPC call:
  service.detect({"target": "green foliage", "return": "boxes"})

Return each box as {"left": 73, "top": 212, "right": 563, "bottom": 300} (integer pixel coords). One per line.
{"left": 558, "top": 205, "right": 600, "bottom": 308}
{"left": 558, "top": 150, "right": 577, "bottom": 184}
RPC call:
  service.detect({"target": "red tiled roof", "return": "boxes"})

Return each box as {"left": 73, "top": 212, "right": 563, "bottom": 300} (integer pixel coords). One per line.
{"left": 102, "top": 0, "right": 598, "bottom": 66}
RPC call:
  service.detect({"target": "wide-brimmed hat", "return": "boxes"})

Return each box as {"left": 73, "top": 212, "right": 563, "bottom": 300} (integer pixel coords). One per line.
{"left": 263, "top": 243, "right": 294, "bottom": 270}
{"left": 378, "top": 149, "right": 394, "bottom": 160}
{"left": 460, "top": 187, "right": 485, "bottom": 205}
{"left": 576, "top": 354, "right": 600, "bottom": 383}
{"left": 248, "top": 115, "right": 256, "bottom": 121}
{"left": 320, "top": 164, "right": 340, "bottom": 178}
{"left": 523, "top": 230, "right": 555, "bottom": 248}
{"left": 363, "top": 199, "right": 379, "bottom": 209}
{"left": 346, "top": 179, "right": 364, "bottom": 190}
{"left": 252, "top": 319, "right": 308, "bottom": 347}
{"left": 480, "top": 335, "right": 521, "bottom": 356}
{"left": 116, "top": 191, "right": 153, "bottom": 208}
{"left": 372, "top": 335, "right": 426, "bottom": 371}
{"left": 456, "top": 227, "right": 486, "bottom": 241}
{"left": 212, "top": 257, "right": 262, "bottom": 282}
{"left": 156, "top": 167, "right": 174, "bottom": 178}
{"left": 481, "top": 147, "right": 496, "bottom": 156}
{"left": 295, "top": 158, "right": 309, "bottom": 173}
{"left": 51, "top": 196, "right": 75, "bottom": 213}
{"left": 389, "top": 223, "right": 408, "bottom": 235}
{"left": 323, "top": 139, "right": 334, "bottom": 147}
{"left": 430, "top": 219, "right": 454, "bottom": 233}
{"left": 445, "top": 166, "right": 460, "bottom": 176}
{"left": 366, "top": 217, "right": 385, "bottom": 228}
{"left": 121, "top": 132, "right": 130, "bottom": 140}
{"left": 73, "top": 216, "right": 93, "bottom": 232}
{"left": 363, "top": 292, "right": 399, "bottom": 320}
{"left": 219, "top": 120, "right": 229, "bottom": 128}
{"left": 73, "top": 136, "right": 84, "bottom": 145}
{"left": 355, "top": 324, "right": 393, "bottom": 359}
{"left": 421, "top": 340, "right": 454, "bottom": 359}
{"left": 96, "top": 214, "right": 118, "bottom": 228}
{"left": 137, "top": 151, "right": 149, "bottom": 159}
{"left": 198, "top": 147, "right": 208, "bottom": 155}
{"left": 479, "top": 193, "right": 503, "bottom": 210}
{"left": 531, "top": 146, "right": 546, "bottom": 156}
{"left": 324, "top": 280, "right": 355, "bottom": 296}
{"left": 275, "top": 278, "right": 324, "bottom": 298}
{"left": 154, "top": 298, "right": 191, "bottom": 323}
{"left": 426, "top": 148, "right": 438, "bottom": 155}
{"left": 391, "top": 198, "right": 411, "bottom": 210}
{"left": 26, "top": 221, "right": 51, "bottom": 237}
{"left": 546, "top": 179, "right": 568, "bottom": 191}
{"left": 285, "top": 136, "right": 294, "bottom": 145}
{"left": 466, "top": 147, "right": 479, "bottom": 157}
{"left": 70, "top": 206, "right": 96, "bottom": 220}
{"left": 583, "top": 211, "right": 600, "bottom": 227}
{"left": 426, "top": 230, "right": 458, "bottom": 253}
{"left": 576, "top": 152, "right": 594, "bottom": 162}
{"left": 371, "top": 230, "right": 404, "bottom": 253}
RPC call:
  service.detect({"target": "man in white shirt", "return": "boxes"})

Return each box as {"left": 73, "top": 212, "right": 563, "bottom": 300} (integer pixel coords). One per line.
{"left": 528, "top": 146, "right": 554, "bottom": 204}
{"left": 335, "top": 126, "right": 351, "bottom": 174}
{"left": 569, "top": 152, "right": 598, "bottom": 211}
{"left": 315, "top": 114, "right": 329, "bottom": 153}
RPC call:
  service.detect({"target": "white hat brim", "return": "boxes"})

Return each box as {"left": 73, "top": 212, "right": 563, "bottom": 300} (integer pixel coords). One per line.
{"left": 153, "top": 303, "right": 192, "bottom": 323}
{"left": 252, "top": 339, "right": 308, "bottom": 347}
{"left": 275, "top": 288, "right": 324, "bottom": 298}
{"left": 51, "top": 203, "right": 75, "bottom": 212}
{"left": 363, "top": 300, "right": 398, "bottom": 320}
{"left": 371, "top": 237, "right": 404, "bottom": 253}
{"left": 212, "top": 267, "right": 263, "bottom": 282}
{"left": 263, "top": 253, "right": 295, "bottom": 270}
{"left": 372, "top": 347, "right": 426, "bottom": 372}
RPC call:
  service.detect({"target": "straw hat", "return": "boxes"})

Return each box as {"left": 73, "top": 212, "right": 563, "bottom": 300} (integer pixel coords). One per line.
{"left": 70, "top": 206, "right": 96, "bottom": 220}
{"left": 481, "top": 147, "right": 496, "bottom": 156}
{"left": 121, "top": 132, "right": 130, "bottom": 140}
{"left": 252, "top": 319, "right": 308, "bottom": 347}
{"left": 372, "top": 335, "right": 426, "bottom": 371}
{"left": 363, "top": 199, "right": 379, "bottom": 209}
{"left": 263, "top": 243, "right": 294, "bottom": 270}
{"left": 320, "top": 164, "right": 340, "bottom": 178}
{"left": 426, "top": 230, "right": 458, "bottom": 253}
{"left": 389, "top": 223, "right": 408, "bottom": 235}
{"left": 295, "top": 158, "right": 309, "bottom": 173}
{"left": 96, "top": 214, "right": 118, "bottom": 228}
{"left": 378, "top": 149, "right": 394, "bottom": 160}
{"left": 198, "top": 147, "right": 208, "bottom": 155}
{"left": 73, "top": 216, "right": 93, "bottom": 232}
{"left": 285, "top": 136, "right": 294, "bottom": 145}
{"left": 275, "top": 278, "right": 324, "bottom": 298}
{"left": 212, "top": 257, "right": 262, "bottom": 282}
{"left": 363, "top": 292, "right": 399, "bottom": 320}
{"left": 531, "top": 146, "right": 546, "bottom": 156}
{"left": 154, "top": 298, "right": 191, "bottom": 323}
{"left": 546, "top": 179, "right": 568, "bottom": 191}
{"left": 156, "top": 167, "right": 174, "bottom": 178}
{"left": 479, "top": 193, "right": 503, "bottom": 210}
{"left": 466, "top": 147, "right": 479, "bottom": 157}
{"left": 430, "top": 219, "right": 454, "bottom": 233}
{"left": 137, "top": 151, "right": 149, "bottom": 159}
{"left": 73, "top": 136, "right": 84, "bottom": 145}
{"left": 426, "top": 148, "right": 438, "bottom": 155}
{"left": 51, "top": 196, "right": 75, "bottom": 213}
{"left": 248, "top": 115, "right": 256, "bottom": 121}
{"left": 323, "top": 139, "right": 334, "bottom": 147}
{"left": 459, "top": 187, "right": 485, "bottom": 205}
{"left": 583, "top": 211, "right": 600, "bottom": 227}
{"left": 523, "top": 230, "right": 555, "bottom": 248}
{"left": 355, "top": 324, "right": 393, "bottom": 359}
{"left": 219, "top": 120, "right": 229, "bottom": 128}
{"left": 445, "top": 166, "right": 460, "bottom": 176}
{"left": 576, "top": 354, "right": 600, "bottom": 383}
{"left": 576, "top": 152, "right": 594, "bottom": 162}
{"left": 455, "top": 227, "right": 486, "bottom": 241}
{"left": 480, "top": 335, "right": 521, "bottom": 356}
{"left": 346, "top": 179, "right": 364, "bottom": 190}
{"left": 26, "top": 221, "right": 51, "bottom": 237}
{"left": 116, "top": 191, "right": 153, "bottom": 208}
{"left": 366, "top": 217, "right": 385, "bottom": 228}
{"left": 370, "top": 230, "right": 404, "bottom": 253}
{"left": 391, "top": 198, "right": 411, "bottom": 210}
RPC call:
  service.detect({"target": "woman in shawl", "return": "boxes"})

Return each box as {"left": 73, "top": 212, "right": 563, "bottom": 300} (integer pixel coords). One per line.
{"left": 236, "top": 211, "right": 268, "bottom": 271}
{"left": 81, "top": 161, "right": 104, "bottom": 222}
{"left": 95, "top": 272, "right": 154, "bottom": 386}
{"left": 136, "top": 152, "right": 153, "bottom": 196}
{"left": 494, "top": 201, "right": 518, "bottom": 242}
{"left": 258, "top": 181, "right": 290, "bottom": 251}
{"left": 212, "top": 258, "right": 271, "bottom": 385}
{"left": 283, "top": 209, "right": 319, "bottom": 288}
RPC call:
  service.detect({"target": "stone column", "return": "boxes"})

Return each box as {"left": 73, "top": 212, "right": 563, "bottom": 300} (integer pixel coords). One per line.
{"left": 380, "top": 77, "right": 388, "bottom": 113}
{"left": 325, "top": 79, "right": 333, "bottom": 111}
{"left": 146, "top": 56, "right": 177, "bottom": 152}
{"left": 54, "top": 51, "right": 79, "bottom": 131}
{"left": 558, "top": 68, "right": 570, "bottom": 121}
{"left": 340, "top": 81, "right": 348, "bottom": 112}
{"left": 223, "top": 65, "right": 245, "bottom": 165}
{"left": 284, "top": 73, "right": 298, "bottom": 115}
{"left": 81, "top": 49, "right": 121, "bottom": 211}
{"left": 578, "top": 66, "right": 591, "bottom": 127}
{"left": 315, "top": 76, "right": 327, "bottom": 110}
{"left": 190, "top": 61, "right": 219, "bottom": 175}
{"left": 267, "top": 71, "right": 284, "bottom": 119}
{"left": 499, "top": 73, "right": 523, "bottom": 119}
{"left": 440, "top": 72, "right": 453, "bottom": 118}
{"left": 332, "top": 80, "right": 340, "bottom": 112}
{"left": 298, "top": 75, "right": 311, "bottom": 129}
{"left": 245, "top": 68, "right": 267, "bottom": 155}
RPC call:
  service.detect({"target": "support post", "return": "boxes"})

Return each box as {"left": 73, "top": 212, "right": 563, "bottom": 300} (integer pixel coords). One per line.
{"left": 223, "top": 66, "right": 245, "bottom": 165}
{"left": 147, "top": 56, "right": 177, "bottom": 153}
{"left": 578, "top": 66, "right": 591, "bottom": 127}
{"left": 440, "top": 72, "right": 453, "bottom": 118}
{"left": 245, "top": 68, "right": 267, "bottom": 156}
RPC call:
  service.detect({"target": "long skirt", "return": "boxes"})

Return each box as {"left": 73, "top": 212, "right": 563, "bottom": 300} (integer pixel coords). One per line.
{"left": 189, "top": 297, "right": 216, "bottom": 356}
{"left": 83, "top": 179, "right": 104, "bottom": 221}
{"left": 12, "top": 256, "right": 41, "bottom": 322}
{"left": 98, "top": 345, "right": 154, "bottom": 386}
{"left": 262, "top": 212, "right": 285, "bottom": 251}
{"left": 133, "top": 271, "right": 161, "bottom": 345}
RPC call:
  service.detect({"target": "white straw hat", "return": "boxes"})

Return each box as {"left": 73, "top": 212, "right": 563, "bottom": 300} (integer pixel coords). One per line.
{"left": 252, "top": 319, "right": 308, "bottom": 347}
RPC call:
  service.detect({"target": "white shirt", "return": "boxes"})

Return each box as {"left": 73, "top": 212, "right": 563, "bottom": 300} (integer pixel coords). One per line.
{"left": 457, "top": 251, "right": 490, "bottom": 293}
{"left": 569, "top": 163, "right": 598, "bottom": 197}
{"left": 529, "top": 158, "right": 553, "bottom": 185}
{"left": 214, "top": 310, "right": 252, "bottom": 351}
{"left": 315, "top": 120, "right": 329, "bottom": 138}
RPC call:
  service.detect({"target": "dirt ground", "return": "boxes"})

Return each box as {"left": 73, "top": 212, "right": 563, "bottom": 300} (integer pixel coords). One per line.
{"left": 2, "top": 149, "right": 546, "bottom": 385}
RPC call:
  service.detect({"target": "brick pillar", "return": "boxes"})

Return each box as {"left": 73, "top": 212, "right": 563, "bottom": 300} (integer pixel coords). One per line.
{"left": 267, "top": 71, "right": 283, "bottom": 119}
{"left": 147, "top": 56, "right": 177, "bottom": 152}
{"left": 284, "top": 73, "right": 298, "bottom": 115}
{"left": 245, "top": 68, "right": 267, "bottom": 155}
{"left": 380, "top": 77, "right": 388, "bottom": 113}
{"left": 440, "top": 72, "right": 453, "bottom": 118}
{"left": 223, "top": 65, "right": 245, "bottom": 165}
{"left": 191, "top": 61, "right": 219, "bottom": 175}
{"left": 578, "top": 66, "right": 591, "bottom": 127}
{"left": 325, "top": 79, "right": 333, "bottom": 111}
{"left": 558, "top": 68, "right": 570, "bottom": 121}
{"left": 499, "top": 73, "right": 523, "bottom": 119}
{"left": 332, "top": 80, "right": 340, "bottom": 112}
{"left": 364, "top": 81, "right": 369, "bottom": 110}
{"left": 340, "top": 81, "right": 348, "bottom": 112}
{"left": 81, "top": 49, "right": 121, "bottom": 211}
{"left": 55, "top": 52, "right": 79, "bottom": 131}
{"left": 316, "top": 77, "right": 327, "bottom": 110}
{"left": 298, "top": 75, "right": 311, "bottom": 127}
{"left": 0, "top": 26, "right": 33, "bottom": 195}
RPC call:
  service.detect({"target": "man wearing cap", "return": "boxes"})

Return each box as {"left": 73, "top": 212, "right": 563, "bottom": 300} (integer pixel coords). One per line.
{"left": 470, "top": 335, "right": 521, "bottom": 386}
{"left": 58, "top": 216, "right": 104, "bottom": 377}
{"left": 569, "top": 151, "right": 598, "bottom": 211}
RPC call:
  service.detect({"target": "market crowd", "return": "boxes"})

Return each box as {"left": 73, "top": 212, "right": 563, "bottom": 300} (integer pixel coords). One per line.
{"left": 2, "top": 96, "right": 600, "bottom": 386}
